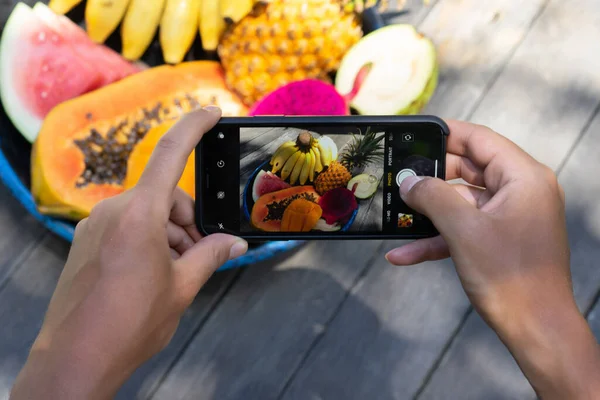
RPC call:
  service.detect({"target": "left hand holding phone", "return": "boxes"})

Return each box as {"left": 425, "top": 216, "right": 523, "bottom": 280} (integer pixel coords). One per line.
{"left": 10, "top": 107, "right": 248, "bottom": 400}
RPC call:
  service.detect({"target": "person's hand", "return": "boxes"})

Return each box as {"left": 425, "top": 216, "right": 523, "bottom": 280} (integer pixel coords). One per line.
{"left": 10, "top": 107, "right": 248, "bottom": 400}
{"left": 386, "top": 120, "right": 600, "bottom": 399}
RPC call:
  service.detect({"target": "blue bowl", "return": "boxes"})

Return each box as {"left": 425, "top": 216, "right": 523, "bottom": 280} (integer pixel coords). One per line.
{"left": 243, "top": 160, "right": 358, "bottom": 231}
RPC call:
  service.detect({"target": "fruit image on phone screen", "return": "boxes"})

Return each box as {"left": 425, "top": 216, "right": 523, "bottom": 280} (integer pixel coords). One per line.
{"left": 197, "top": 116, "right": 448, "bottom": 240}
{"left": 244, "top": 127, "right": 383, "bottom": 233}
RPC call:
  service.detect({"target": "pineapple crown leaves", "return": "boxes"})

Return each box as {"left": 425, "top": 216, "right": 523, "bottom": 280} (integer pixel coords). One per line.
{"left": 341, "top": 126, "right": 385, "bottom": 170}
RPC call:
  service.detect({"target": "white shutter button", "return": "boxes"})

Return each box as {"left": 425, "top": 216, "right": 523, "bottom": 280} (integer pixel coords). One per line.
{"left": 396, "top": 169, "right": 417, "bottom": 187}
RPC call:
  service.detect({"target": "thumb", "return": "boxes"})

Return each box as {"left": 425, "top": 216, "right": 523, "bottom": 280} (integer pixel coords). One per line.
{"left": 400, "top": 176, "right": 477, "bottom": 236}
{"left": 174, "top": 234, "right": 248, "bottom": 302}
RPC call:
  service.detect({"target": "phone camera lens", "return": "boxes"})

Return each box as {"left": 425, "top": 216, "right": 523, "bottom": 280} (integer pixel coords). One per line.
{"left": 217, "top": 132, "right": 225, "bottom": 139}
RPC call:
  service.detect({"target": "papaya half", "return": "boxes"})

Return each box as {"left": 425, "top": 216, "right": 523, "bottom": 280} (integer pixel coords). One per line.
{"left": 251, "top": 186, "right": 320, "bottom": 232}
{"left": 123, "top": 120, "right": 195, "bottom": 199}
{"left": 32, "top": 61, "right": 247, "bottom": 220}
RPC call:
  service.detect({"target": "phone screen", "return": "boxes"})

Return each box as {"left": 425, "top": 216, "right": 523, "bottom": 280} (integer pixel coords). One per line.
{"left": 198, "top": 118, "right": 447, "bottom": 239}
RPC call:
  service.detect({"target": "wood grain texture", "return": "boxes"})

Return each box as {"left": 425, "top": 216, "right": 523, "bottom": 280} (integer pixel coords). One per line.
{"left": 0, "top": 185, "right": 46, "bottom": 286}
{"left": 418, "top": 0, "right": 600, "bottom": 396}
{"left": 0, "top": 234, "right": 69, "bottom": 397}
{"left": 421, "top": 0, "right": 547, "bottom": 120}
{"left": 468, "top": 0, "right": 600, "bottom": 170}
{"left": 281, "top": 243, "right": 467, "bottom": 400}
{"left": 151, "top": 240, "right": 383, "bottom": 400}
{"left": 589, "top": 296, "right": 600, "bottom": 338}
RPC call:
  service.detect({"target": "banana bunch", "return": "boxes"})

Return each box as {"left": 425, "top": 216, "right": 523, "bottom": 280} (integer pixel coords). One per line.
{"left": 270, "top": 133, "right": 339, "bottom": 186}
{"left": 48, "top": 0, "right": 255, "bottom": 62}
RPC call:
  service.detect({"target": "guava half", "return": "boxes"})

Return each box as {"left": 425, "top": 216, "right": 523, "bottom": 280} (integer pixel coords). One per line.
{"left": 335, "top": 24, "right": 438, "bottom": 115}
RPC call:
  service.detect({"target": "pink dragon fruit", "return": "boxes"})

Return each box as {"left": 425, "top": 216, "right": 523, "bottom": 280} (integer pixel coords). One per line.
{"left": 249, "top": 79, "right": 350, "bottom": 116}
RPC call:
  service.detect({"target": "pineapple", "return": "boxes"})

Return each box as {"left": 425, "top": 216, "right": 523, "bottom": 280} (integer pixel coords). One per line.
{"left": 314, "top": 127, "right": 384, "bottom": 194}
{"left": 340, "top": 127, "right": 385, "bottom": 172}
{"left": 315, "top": 161, "right": 352, "bottom": 195}
{"left": 218, "top": 0, "right": 364, "bottom": 106}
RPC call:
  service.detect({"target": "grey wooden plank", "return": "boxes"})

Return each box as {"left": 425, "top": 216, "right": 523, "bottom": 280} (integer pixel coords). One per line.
{"left": 589, "top": 297, "right": 600, "bottom": 339}
{"left": 0, "top": 186, "right": 46, "bottom": 286}
{"left": 418, "top": 0, "right": 600, "bottom": 391}
{"left": 420, "top": 0, "right": 547, "bottom": 120}
{"left": 468, "top": 0, "right": 600, "bottom": 170}
{"left": 0, "top": 231, "right": 242, "bottom": 400}
{"left": 281, "top": 243, "right": 468, "bottom": 400}
{"left": 0, "top": 235, "right": 70, "bottom": 397}
{"left": 151, "top": 240, "right": 384, "bottom": 400}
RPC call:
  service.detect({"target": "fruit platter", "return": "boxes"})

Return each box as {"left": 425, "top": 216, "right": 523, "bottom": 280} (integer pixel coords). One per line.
{"left": 241, "top": 127, "right": 386, "bottom": 234}
{"left": 0, "top": 0, "right": 438, "bottom": 270}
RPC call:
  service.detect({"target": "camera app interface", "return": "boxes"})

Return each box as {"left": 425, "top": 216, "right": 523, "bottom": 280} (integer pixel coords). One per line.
{"left": 238, "top": 125, "right": 443, "bottom": 235}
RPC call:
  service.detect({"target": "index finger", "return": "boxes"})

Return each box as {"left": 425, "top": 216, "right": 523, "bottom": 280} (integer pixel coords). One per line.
{"left": 137, "top": 107, "right": 221, "bottom": 199}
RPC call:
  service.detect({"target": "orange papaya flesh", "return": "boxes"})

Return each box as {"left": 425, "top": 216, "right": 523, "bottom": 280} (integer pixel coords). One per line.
{"left": 32, "top": 61, "right": 247, "bottom": 220}
{"left": 281, "top": 199, "right": 322, "bottom": 232}
{"left": 251, "top": 186, "right": 320, "bottom": 232}
{"left": 124, "top": 120, "right": 195, "bottom": 199}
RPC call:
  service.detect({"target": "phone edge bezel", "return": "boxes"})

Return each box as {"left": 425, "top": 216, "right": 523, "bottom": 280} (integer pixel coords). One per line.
{"left": 196, "top": 115, "right": 448, "bottom": 241}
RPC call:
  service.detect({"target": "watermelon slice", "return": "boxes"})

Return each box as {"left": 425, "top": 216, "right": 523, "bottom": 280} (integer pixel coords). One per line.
{"left": 0, "top": 3, "right": 142, "bottom": 143}
{"left": 32, "top": 3, "right": 140, "bottom": 86}
{"left": 0, "top": 3, "right": 103, "bottom": 142}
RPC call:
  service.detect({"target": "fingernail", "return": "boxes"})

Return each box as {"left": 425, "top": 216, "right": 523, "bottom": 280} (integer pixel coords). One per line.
{"left": 204, "top": 105, "right": 221, "bottom": 113}
{"left": 384, "top": 249, "right": 397, "bottom": 262}
{"left": 229, "top": 239, "right": 248, "bottom": 260}
{"left": 400, "top": 176, "right": 423, "bottom": 199}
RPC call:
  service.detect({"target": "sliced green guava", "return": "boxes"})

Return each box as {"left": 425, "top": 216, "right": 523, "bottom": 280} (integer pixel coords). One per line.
{"left": 335, "top": 24, "right": 438, "bottom": 115}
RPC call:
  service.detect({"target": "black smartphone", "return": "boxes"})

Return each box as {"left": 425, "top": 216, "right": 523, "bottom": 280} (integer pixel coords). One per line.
{"left": 197, "top": 116, "right": 448, "bottom": 240}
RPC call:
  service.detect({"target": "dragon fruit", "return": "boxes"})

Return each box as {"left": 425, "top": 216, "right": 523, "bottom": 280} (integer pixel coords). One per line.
{"left": 318, "top": 187, "right": 358, "bottom": 225}
{"left": 248, "top": 79, "right": 349, "bottom": 116}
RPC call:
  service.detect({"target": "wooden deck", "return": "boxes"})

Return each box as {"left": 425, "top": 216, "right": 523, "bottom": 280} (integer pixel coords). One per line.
{"left": 1, "top": 0, "right": 600, "bottom": 398}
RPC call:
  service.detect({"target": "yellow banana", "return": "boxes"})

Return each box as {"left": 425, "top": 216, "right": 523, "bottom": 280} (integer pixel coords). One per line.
{"left": 318, "top": 141, "right": 332, "bottom": 167}
{"left": 312, "top": 146, "right": 323, "bottom": 173}
{"left": 308, "top": 149, "right": 318, "bottom": 182}
{"left": 319, "top": 136, "right": 338, "bottom": 163}
{"left": 220, "top": 0, "right": 253, "bottom": 24}
{"left": 299, "top": 151, "right": 312, "bottom": 185}
{"left": 161, "top": 0, "right": 201, "bottom": 64}
{"left": 199, "top": 0, "right": 226, "bottom": 51}
{"left": 281, "top": 151, "right": 301, "bottom": 181}
{"left": 49, "top": 0, "right": 83, "bottom": 14}
{"left": 290, "top": 152, "right": 306, "bottom": 185}
{"left": 86, "top": 0, "right": 131, "bottom": 43}
{"left": 270, "top": 141, "right": 296, "bottom": 169}
{"left": 122, "top": 0, "right": 166, "bottom": 60}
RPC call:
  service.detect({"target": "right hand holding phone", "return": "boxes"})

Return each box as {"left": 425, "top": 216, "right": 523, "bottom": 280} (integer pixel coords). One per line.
{"left": 386, "top": 120, "right": 600, "bottom": 399}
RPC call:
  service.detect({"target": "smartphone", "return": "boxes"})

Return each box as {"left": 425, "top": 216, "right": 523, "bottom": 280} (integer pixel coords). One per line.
{"left": 196, "top": 116, "right": 448, "bottom": 240}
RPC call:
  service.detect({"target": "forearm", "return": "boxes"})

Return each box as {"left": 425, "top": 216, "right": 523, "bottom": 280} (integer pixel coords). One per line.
{"left": 10, "top": 341, "right": 124, "bottom": 400}
{"left": 497, "top": 300, "right": 600, "bottom": 399}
